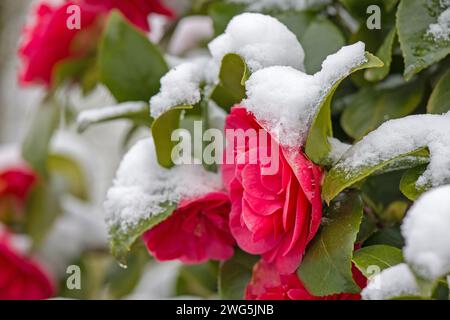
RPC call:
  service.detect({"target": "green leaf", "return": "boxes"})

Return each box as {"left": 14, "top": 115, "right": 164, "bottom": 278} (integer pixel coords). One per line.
{"left": 218, "top": 250, "right": 259, "bottom": 300}
{"left": 427, "top": 67, "right": 450, "bottom": 114}
{"left": 109, "top": 202, "right": 176, "bottom": 264}
{"left": 365, "top": 28, "right": 397, "bottom": 81}
{"left": 25, "top": 177, "right": 62, "bottom": 248}
{"left": 322, "top": 147, "right": 429, "bottom": 203}
{"left": 210, "top": 53, "right": 249, "bottom": 111}
{"left": 77, "top": 102, "right": 151, "bottom": 133}
{"left": 353, "top": 245, "right": 403, "bottom": 277}
{"left": 151, "top": 105, "right": 193, "bottom": 168}
{"left": 397, "top": 0, "right": 450, "bottom": 80}
{"left": 301, "top": 18, "right": 346, "bottom": 74}
{"left": 176, "top": 262, "right": 219, "bottom": 298}
{"left": 99, "top": 11, "right": 168, "bottom": 102}
{"left": 305, "top": 52, "right": 383, "bottom": 164}
{"left": 297, "top": 191, "right": 363, "bottom": 296}
{"left": 22, "top": 96, "right": 60, "bottom": 175}
{"left": 208, "top": 2, "right": 245, "bottom": 36}
{"left": 341, "top": 78, "right": 424, "bottom": 140}
{"left": 400, "top": 164, "right": 429, "bottom": 200}
{"left": 340, "top": 0, "right": 399, "bottom": 19}
{"left": 47, "top": 154, "right": 89, "bottom": 201}
{"left": 364, "top": 226, "right": 405, "bottom": 249}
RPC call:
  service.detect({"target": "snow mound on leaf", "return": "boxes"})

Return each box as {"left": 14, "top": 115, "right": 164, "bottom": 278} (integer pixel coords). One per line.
{"left": 208, "top": 13, "right": 305, "bottom": 72}
{"left": 337, "top": 112, "right": 450, "bottom": 189}
{"left": 229, "top": 0, "right": 331, "bottom": 11}
{"left": 402, "top": 185, "right": 450, "bottom": 281}
{"left": 427, "top": 1, "right": 450, "bottom": 41}
{"left": 150, "top": 57, "right": 215, "bottom": 118}
{"left": 243, "top": 42, "right": 366, "bottom": 147}
{"left": 362, "top": 263, "right": 420, "bottom": 300}
{"left": 104, "top": 138, "right": 222, "bottom": 234}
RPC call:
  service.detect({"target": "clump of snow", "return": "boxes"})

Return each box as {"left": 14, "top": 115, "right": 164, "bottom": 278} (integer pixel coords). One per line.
{"left": 150, "top": 57, "right": 215, "bottom": 119}
{"left": 243, "top": 42, "right": 366, "bottom": 147}
{"left": 77, "top": 102, "right": 148, "bottom": 131}
{"left": 401, "top": 185, "right": 450, "bottom": 281}
{"left": 327, "top": 137, "right": 351, "bottom": 165}
{"left": 336, "top": 112, "right": 450, "bottom": 189}
{"left": 427, "top": 7, "right": 450, "bottom": 41}
{"left": 362, "top": 263, "right": 420, "bottom": 300}
{"left": 104, "top": 138, "right": 222, "bottom": 234}
{"left": 208, "top": 13, "right": 305, "bottom": 72}
{"left": 229, "top": 0, "right": 330, "bottom": 11}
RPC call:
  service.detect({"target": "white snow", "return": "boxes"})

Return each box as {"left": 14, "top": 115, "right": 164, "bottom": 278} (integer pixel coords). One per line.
{"left": 327, "top": 137, "right": 351, "bottom": 165}
{"left": 362, "top": 263, "right": 420, "bottom": 300}
{"left": 208, "top": 13, "right": 305, "bottom": 72}
{"left": 104, "top": 138, "right": 222, "bottom": 234}
{"left": 243, "top": 42, "right": 366, "bottom": 147}
{"left": 336, "top": 112, "right": 450, "bottom": 189}
{"left": 428, "top": 8, "right": 450, "bottom": 41}
{"left": 401, "top": 185, "right": 450, "bottom": 281}
{"left": 77, "top": 102, "right": 148, "bottom": 131}
{"left": 229, "top": 0, "right": 331, "bottom": 11}
{"left": 150, "top": 57, "right": 214, "bottom": 119}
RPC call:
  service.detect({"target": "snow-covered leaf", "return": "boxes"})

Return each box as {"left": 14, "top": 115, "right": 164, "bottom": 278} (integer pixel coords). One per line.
{"left": 353, "top": 245, "right": 403, "bottom": 278}
{"left": 297, "top": 191, "right": 363, "bottom": 296}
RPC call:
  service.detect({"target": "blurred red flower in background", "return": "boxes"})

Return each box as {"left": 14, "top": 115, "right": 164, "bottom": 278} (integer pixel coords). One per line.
{"left": 245, "top": 260, "right": 366, "bottom": 300}
{"left": 18, "top": 0, "right": 174, "bottom": 86}
{"left": 0, "top": 229, "right": 55, "bottom": 300}
{"left": 143, "top": 192, "right": 235, "bottom": 264}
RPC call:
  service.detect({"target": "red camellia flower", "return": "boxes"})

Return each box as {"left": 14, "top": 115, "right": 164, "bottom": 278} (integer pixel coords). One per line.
{"left": 0, "top": 229, "right": 55, "bottom": 300}
{"left": 142, "top": 192, "right": 235, "bottom": 264}
{"left": 19, "top": 0, "right": 174, "bottom": 86}
{"left": 222, "top": 106, "right": 323, "bottom": 274}
{"left": 245, "top": 260, "right": 366, "bottom": 300}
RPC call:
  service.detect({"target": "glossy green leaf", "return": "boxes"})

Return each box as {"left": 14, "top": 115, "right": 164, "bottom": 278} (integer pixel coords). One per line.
{"left": 364, "top": 226, "right": 405, "bottom": 249}
{"left": 427, "top": 67, "right": 450, "bottom": 114}
{"left": 151, "top": 105, "right": 193, "bottom": 168}
{"left": 400, "top": 164, "right": 428, "bottom": 200}
{"left": 341, "top": 78, "right": 424, "bottom": 140}
{"left": 322, "top": 147, "right": 429, "bottom": 203}
{"left": 305, "top": 52, "right": 383, "bottom": 164}
{"left": 353, "top": 245, "right": 403, "bottom": 277}
{"left": 210, "top": 53, "right": 249, "bottom": 111}
{"left": 302, "top": 18, "right": 346, "bottom": 74}
{"left": 365, "top": 28, "right": 397, "bottom": 81}
{"left": 22, "top": 96, "right": 60, "bottom": 175}
{"left": 297, "top": 191, "right": 363, "bottom": 296}
{"left": 218, "top": 250, "right": 259, "bottom": 300}
{"left": 47, "top": 153, "right": 89, "bottom": 201}
{"left": 77, "top": 102, "right": 151, "bottom": 133}
{"left": 397, "top": 0, "right": 450, "bottom": 80}
{"left": 109, "top": 202, "right": 176, "bottom": 264}
{"left": 99, "top": 11, "right": 168, "bottom": 102}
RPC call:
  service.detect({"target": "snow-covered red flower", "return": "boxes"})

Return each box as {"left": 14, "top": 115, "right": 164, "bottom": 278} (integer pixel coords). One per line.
{"left": 245, "top": 260, "right": 366, "bottom": 300}
{"left": 143, "top": 192, "right": 235, "bottom": 264}
{"left": 222, "top": 106, "right": 323, "bottom": 274}
{"left": 0, "top": 229, "right": 55, "bottom": 300}
{"left": 19, "top": 0, "right": 174, "bottom": 86}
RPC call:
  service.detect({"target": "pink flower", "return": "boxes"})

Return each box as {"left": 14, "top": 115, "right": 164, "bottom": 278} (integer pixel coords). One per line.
{"left": 222, "top": 106, "right": 323, "bottom": 274}
{"left": 19, "top": 0, "right": 174, "bottom": 86}
{"left": 245, "top": 260, "right": 366, "bottom": 300}
{"left": 0, "top": 230, "right": 55, "bottom": 300}
{"left": 142, "top": 192, "right": 235, "bottom": 264}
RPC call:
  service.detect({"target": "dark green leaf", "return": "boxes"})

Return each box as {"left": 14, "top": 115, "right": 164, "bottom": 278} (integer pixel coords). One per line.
{"left": 305, "top": 53, "right": 383, "bottom": 164}
{"left": 353, "top": 245, "right": 403, "bottom": 277}
{"left": 364, "top": 226, "right": 405, "bottom": 249}
{"left": 397, "top": 0, "right": 450, "bottom": 80}
{"left": 176, "top": 262, "right": 219, "bottom": 298}
{"left": 151, "top": 105, "right": 193, "bottom": 168}
{"left": 365, "top": 28, "right": 397, "bottom": 81}
{"left": 219, "top": 250, "right": 259, "bottom": 300}
{"left": 400, "top": 164, "right": 429, "bottom": 200}
{"left": 297, "top": 191, "right": 363, "bottom": 296}
{"left": 99, "top": 11, "right": 168, "bottom": 102}
{"left": 210, "top": 53, "right": 249, "bottom": 111}
{"left": 341, "top": 79, "right": 424, "bottom": 140}
{"left": 427, "top": 67, "right": 450, "bottom": 114}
